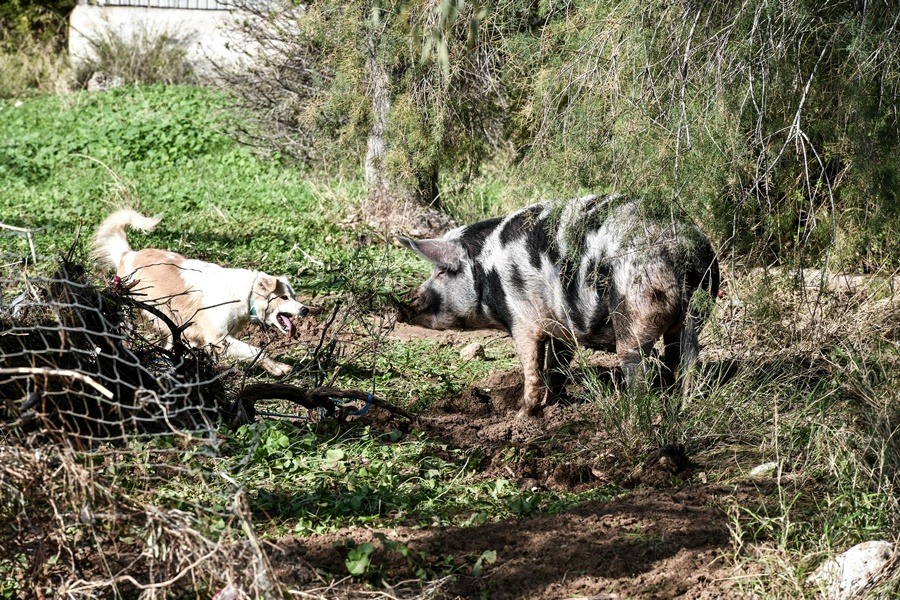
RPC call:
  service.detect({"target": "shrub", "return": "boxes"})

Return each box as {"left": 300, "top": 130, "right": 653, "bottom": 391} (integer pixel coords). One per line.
{"left": 73, "top": 23, "right": 198, "bottom": 88}
{"left": 0, "top": 2, "right": 71, "bottom": 98}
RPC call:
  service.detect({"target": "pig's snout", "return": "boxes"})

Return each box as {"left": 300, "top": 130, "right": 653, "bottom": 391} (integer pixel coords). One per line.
{"left": 395, "top": 290, "right": 425, "bottom": 324}
{"left": 397, "top": 301, "right": 418, "bottom": 324}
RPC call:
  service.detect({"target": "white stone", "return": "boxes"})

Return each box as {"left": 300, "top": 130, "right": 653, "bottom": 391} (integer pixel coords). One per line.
{"left": 460, "top": 342, "right": 486, "bottom": 361}
{"left": 86, "top": 71, "right": 125, "bottom": 91}
{"left": 808, "top": 540, "right": 895, "bottom": 599}
{"left": 749, "top": 461, "right": 779, "bottom": 477}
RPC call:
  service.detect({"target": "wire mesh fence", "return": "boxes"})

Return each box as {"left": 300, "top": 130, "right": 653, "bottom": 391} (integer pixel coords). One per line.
{"left": 1, "top": 258, "right": 227, "bottom": 443}
{"left": 0, "top": 251, "right": 275, "bottom": 596}
{"left": 0, "top": 235, "right": 408, "bottom": 597}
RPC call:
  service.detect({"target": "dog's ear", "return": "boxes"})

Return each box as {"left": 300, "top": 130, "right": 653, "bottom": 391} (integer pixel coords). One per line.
{"left": 255, "top": 275, "right": 278, "bottom": 295}
{"left": 276, "top": 275, "right": 296, "bottom": 295}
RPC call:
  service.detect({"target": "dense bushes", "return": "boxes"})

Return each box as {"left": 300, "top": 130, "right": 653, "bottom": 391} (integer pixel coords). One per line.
{"left": 0, "top": 0, "right": 72, "bottom": 97}
{"left": 227, "top": 0, "right": 900, "bottom": 269}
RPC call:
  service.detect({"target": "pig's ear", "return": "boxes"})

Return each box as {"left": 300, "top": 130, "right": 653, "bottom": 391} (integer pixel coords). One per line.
{"left": 397, "top": 236, "right": 463, "bottom": 271}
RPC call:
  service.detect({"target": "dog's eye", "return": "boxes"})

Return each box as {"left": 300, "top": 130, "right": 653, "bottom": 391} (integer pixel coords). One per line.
{"left": 280, "top": 295, "right": 289, "bottom": 300}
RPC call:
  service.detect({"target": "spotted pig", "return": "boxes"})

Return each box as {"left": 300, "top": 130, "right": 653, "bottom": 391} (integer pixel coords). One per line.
{"left": 397, "top": 194, "right": 720, "bottom": 417}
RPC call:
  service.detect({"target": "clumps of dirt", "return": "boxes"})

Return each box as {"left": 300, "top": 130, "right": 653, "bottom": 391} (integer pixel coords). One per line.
{"left": 259, "top": 331, "right": 759, "bottom": 599}
{"left": 449, "top": 369, "right": 524, "bottom": 414}
{"left": 628, "top": 443, "right": 698, "bottom": 487}
{"left": 416, "top": 367, "right": 627, "bottom": 492}
{"left": 546, "top": 461, "right": 603, "bottom": 491}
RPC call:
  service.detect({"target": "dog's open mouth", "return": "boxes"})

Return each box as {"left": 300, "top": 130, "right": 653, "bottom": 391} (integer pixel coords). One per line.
{"left": 276, "top": 313, "right": 296, "bottom": 339}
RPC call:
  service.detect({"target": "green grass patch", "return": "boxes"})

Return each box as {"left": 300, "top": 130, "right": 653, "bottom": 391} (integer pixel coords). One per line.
{"left": 0, "top": 85, "right": 380, "bottom": 292}
{"left": 220, "top": 419, "right": 620, "bottom": 536}
{"left": 326, "top": 338, "right": 518, "bottom": 411}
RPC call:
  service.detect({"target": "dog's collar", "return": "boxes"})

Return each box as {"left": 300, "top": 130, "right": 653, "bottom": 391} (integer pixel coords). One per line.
{"left": 248, "top": 273, "right": 262, "bottom": 323}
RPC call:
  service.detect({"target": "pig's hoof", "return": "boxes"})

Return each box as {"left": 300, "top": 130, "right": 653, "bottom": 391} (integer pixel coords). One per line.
{"left": 523, "top": 402, "right": 545, "bottom": 418}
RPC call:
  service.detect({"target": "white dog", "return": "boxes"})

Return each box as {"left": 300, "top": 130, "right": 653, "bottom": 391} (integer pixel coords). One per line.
{"left": 93, "top": 208, "right": 308, "bottom": 376}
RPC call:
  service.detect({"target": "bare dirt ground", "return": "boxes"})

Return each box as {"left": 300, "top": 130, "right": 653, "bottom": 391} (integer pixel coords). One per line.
{"left": 265, "top": 324, "right": 760, "bottom": 599}
{"left": 271, "top": 486, "right": 746, "bottom": 599}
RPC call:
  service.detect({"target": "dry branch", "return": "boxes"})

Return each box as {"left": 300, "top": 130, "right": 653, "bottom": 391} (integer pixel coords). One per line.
{"left": 0, "top": 367, "right": 115, "bottom": 399}
{"left": 0, "top": 221, "right": 40, "bottom": 264}
{"left": 236, "top": 383, "right": 415, "bottom": 423}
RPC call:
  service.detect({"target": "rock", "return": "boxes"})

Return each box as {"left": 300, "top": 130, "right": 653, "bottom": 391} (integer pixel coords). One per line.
{"left": 808, "top": 540, "right": 895, "bottom": 599}
{"left": 407, "top": 206, "right": 458, "bottom": 238}
{"left": 460, "top": 342, "right": 486, "bottom": 361}
{"left": 749, "top": 461, "right": 779, "bottom": 477}
{"left": 87, "top": 71, "right": 125, "bottom": 92}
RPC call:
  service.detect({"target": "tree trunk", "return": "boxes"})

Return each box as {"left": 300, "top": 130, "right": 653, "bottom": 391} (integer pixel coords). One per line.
{"left": 362, "top": 9, "right": 451, "bottom": 236}
{"left": 364, "top": 26, "right": 392, "bottom": 216}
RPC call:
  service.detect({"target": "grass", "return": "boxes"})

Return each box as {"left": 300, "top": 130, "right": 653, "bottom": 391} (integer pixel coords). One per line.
{"left": 2, "top": 85, "right": 899, "bottom": 597}
{"left": 0, "top": 86, "right": 376, "bottom": 286}
{"left": 221, "top": 420, "right": 618, "bottom": 535}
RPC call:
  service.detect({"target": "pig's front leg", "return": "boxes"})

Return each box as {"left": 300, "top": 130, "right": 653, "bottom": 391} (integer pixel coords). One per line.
{"left": 512, "top": 329, "right": 546, "bottom": 417}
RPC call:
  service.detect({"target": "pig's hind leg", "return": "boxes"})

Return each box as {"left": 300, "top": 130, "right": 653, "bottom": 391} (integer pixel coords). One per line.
{"left": 611, "top": 306, "right": 666, "bottom": 395}
{"left": 543, "top": 337, "right": 575, "bottom": 405}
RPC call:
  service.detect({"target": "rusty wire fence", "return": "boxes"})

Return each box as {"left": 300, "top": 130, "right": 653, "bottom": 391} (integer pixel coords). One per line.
{"left": 0, "top": 248, "right": 282, "bottom": 597}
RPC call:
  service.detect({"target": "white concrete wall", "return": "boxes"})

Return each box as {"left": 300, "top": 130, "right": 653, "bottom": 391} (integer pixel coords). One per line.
{"left": 68, "top": 5, "right": 251, "bottom": 74}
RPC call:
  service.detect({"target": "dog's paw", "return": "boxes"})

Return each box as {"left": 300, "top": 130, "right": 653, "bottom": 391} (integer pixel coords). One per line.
{"left": 263, "top": 360, "right": 293, "bottom": 377}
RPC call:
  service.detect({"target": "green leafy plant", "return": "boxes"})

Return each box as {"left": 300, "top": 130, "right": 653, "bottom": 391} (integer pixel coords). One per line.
{"left": 344, "top": 540, "right": 376, "bottom": 577}
{"left": 0, "top": 553, "right": 26, "bottom": 599}
{"left": 471, "top": 549, "right": 496, "bottom": 577}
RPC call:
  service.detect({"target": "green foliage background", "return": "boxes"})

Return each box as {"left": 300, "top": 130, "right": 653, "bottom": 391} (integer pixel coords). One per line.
{"left": 0, "top": 86, "right": 359, "bottom": 288}
{"left": 231, "top": 0, "right": 900, "bottom": 269}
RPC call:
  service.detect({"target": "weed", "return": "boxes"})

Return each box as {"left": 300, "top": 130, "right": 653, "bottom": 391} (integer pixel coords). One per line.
{"left": 73, "top": 23, "right": 198, "bottom": 88}
{"left": 0, "top": 37, "right": 70, "bottom": 99}
{"left": 0, "top": 553, "right": 25, "bottom": 599}
{"left": 0, "top": 6, "right": 70, "bottom": 99}
{"left": 343, "top": 539, "right": 376, "bottom": 577}
{"left": 220, "top": 419, "right": 617, "bottom": 537}
{"left": 338, "top": 532, "right": 497, "bottom": 584}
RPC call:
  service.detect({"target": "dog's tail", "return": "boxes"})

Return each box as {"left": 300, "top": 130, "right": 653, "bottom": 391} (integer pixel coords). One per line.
{"left": 92, "top": 208, "right": 161, "bottom": 269}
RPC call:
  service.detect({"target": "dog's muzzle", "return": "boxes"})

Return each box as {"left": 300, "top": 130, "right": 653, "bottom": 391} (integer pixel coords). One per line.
{"left": 275, "top": 306, "right": 309, "bottom": 339}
